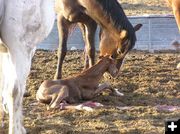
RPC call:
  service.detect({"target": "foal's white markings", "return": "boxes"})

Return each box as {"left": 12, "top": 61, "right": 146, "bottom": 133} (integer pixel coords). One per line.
{"left": 75, "top": 104, "right": 94, "bottom": 112}
{"left": 114, "top": 88, "right": 124, "bottom": 96}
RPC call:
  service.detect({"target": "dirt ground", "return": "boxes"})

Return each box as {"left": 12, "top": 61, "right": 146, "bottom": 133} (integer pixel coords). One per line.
{"left": 24, "top": 50, "right": 180, "bottom": 134}
{"left": 2, "top": 50, "right": 180, "bottom": 134}
{"left": 120, "top": 0, "right": 171, "bottom": 15}
{"left": 1, "top": 0, "right": 179, "bottom": 134}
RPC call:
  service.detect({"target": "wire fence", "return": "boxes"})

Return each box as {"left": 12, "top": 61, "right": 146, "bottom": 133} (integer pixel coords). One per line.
{"left": 38, "top": 0, "right": 179, "bottom": 52}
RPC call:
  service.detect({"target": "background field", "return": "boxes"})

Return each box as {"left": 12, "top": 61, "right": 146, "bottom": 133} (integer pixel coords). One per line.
{"left": 120, "top": 0, "right": 171, "bottom": 15}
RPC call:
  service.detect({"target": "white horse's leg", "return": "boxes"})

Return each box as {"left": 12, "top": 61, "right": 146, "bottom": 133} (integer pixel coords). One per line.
{"left": 0, "top": 0, "right": 55, "bottom": 133}
{"left": 0, "top": 52, "right": 5, "bottom": 130}
{"left": 1, "top": 48, "right": 33, "bottom": 134}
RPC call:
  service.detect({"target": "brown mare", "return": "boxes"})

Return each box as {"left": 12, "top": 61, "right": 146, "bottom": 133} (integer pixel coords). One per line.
{"left": 55, "top": 0, "right": 142, "bottom": 79}
{"left": 167, "top": 0, "right": 180, "bottom": 31}
{"left": 36, "top": 55, "right": 121, "bottom": 110}
{"left": 55, "top": 0, "right": 97, "bottom": 79}
{"left": 99, "top": 24, "right": 142, "bottom": 70}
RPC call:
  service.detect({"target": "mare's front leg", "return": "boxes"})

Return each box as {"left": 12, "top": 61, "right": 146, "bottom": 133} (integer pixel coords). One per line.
{"left": 54, "top": 14, "right": 71, "bottom": 79}
{"left": 79, "top": 19, "right": 97, "bottom": 69}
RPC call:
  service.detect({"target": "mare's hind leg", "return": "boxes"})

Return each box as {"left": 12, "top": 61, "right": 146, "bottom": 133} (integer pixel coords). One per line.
{"left": 78, "top": 23, "right": 89, "bottom": 69}
{"left": 49, "top": 86, "right": 69, "bottom": 109}
{"left": 54, "top": 14, "right": 71, "bottom": 79}
{"left": 79, "top": 19, "right": 97, "bottom": 69}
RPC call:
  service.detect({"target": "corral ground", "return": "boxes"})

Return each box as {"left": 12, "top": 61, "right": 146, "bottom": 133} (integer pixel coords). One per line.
{"left": 25, "top": 50, "right": 180, "bottom": 134}
{"left": 2, "top": 50, "right": 180, "bottom": 134}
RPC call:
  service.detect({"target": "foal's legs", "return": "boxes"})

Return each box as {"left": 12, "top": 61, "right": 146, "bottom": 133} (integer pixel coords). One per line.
{"left": 54, "top": 14, "right": 71, "bottom": 79}
{"left": 79, "top": 20, "right": 97, "bottom": 69}
{"left": 94, "top": 83, "right": 112, "bottom": 96}
{"left": 49, "top": 86, "right": 69, "bottom": 109}
{"left": 95, "top": 83, "right": 124, "bottom": 97}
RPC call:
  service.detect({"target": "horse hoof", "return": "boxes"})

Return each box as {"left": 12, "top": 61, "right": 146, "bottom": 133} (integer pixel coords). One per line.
{"left": 177, "top": 63, "right": 180, "bottom": 69}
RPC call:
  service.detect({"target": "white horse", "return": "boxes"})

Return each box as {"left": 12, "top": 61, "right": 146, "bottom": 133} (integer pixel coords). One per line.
{"left": 0, "top": 0, "right": 55, "bottom": 133}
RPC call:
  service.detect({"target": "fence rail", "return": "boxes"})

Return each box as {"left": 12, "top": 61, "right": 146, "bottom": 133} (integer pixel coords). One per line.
{"left": 38, "top": 15, "right": 180, "bottom": 51}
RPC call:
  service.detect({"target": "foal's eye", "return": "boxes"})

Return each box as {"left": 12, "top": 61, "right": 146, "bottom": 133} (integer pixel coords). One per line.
{"left": 110, "top": 55, "right": 114, "bottom": 59}
{"left": 111, "top": 53, "right": 116, "bottom": 59}
{"left": 99, "top": 56, "right": 103, "bottom": 59}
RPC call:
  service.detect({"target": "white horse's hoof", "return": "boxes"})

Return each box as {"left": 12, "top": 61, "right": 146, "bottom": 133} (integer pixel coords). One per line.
{"left": 177, "top": 63, "right": 180, "bottom": 69}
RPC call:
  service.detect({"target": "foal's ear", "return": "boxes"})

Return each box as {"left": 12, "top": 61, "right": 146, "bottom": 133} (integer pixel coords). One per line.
{"left": 120, "top": 30, "right": 127, "bottom": 39}
{"left": 134, "top": 24, "right": 143, "bottom": 32}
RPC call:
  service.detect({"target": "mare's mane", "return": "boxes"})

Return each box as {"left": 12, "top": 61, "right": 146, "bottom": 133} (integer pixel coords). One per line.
{"left": 96, "top": 0, "right": 137, "bottom": 50}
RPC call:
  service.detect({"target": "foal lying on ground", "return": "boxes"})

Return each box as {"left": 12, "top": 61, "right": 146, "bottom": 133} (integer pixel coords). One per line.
{"left": 36, "top": 55, "right": 123, "bottom": 110}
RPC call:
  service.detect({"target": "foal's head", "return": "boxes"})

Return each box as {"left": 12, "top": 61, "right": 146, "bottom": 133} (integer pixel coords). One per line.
{"left": 99, "top": 24, "right": 142, "bottom": 72}
{"left": 99, "top": 55, "right": 118, "bottom": 78}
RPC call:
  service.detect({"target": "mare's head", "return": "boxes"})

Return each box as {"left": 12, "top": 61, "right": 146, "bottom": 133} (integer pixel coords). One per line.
{"left": 96, "top": 0, "right": 142, "bottom": 72}
{"left": 99, "top": 55, "right": 118, "bottom": 78}
{"left": 99, "top": 24, "right": 142, "bottom": 72}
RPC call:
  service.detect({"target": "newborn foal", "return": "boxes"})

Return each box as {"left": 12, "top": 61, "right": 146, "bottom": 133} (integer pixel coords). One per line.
{"left": 36, "top": 55, "right": 120, "bottom": 110}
